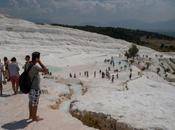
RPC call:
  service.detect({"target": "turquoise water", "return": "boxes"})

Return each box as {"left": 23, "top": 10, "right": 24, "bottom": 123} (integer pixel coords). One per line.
{"left": 114, "top": 58, "right": 128, "bottom": 67}
{"left": 48, "top": 66, "right": 63, "bottom": 73}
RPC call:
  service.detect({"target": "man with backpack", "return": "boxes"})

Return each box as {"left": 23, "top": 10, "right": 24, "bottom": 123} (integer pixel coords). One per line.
{"left": 26, "top": 52, "right": 48, "bottom": 122}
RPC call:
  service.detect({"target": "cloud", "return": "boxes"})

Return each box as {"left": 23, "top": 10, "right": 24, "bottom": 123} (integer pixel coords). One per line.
{"left": 0, "top": 0, "right": 175, "bottom": 25}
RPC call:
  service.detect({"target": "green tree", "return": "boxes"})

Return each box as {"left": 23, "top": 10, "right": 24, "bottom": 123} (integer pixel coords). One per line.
{"left": 127, "top": 44, "right": 139, "bottom": 58}
{"left": 160, "top": 43, "right": 164, "bottom": 49}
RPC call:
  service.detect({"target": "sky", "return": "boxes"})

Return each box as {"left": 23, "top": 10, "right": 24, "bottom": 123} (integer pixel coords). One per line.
{"left": 0, "top": 0, "right": 175, "bottom": 31}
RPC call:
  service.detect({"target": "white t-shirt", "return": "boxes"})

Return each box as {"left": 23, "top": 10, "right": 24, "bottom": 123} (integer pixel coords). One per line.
{"left": 0, "top": 63, "right": 4, "bottom": 81}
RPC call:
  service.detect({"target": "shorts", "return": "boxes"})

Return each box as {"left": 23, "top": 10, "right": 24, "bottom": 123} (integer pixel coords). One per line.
{"left": 10, "top": 76, "right": 19, "bottom": 86}
{"left": 29, "top": 89, "right": 41, "bottom": 106}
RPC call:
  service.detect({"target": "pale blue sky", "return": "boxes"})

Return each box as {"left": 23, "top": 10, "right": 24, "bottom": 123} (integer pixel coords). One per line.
{"left": 0, "top": 0, "right": 175, "bottom": 31}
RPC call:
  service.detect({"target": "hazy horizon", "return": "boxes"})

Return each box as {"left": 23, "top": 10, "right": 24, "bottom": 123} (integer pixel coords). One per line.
{"left": 0, "top": 0, "right": 175, "bottom": 33}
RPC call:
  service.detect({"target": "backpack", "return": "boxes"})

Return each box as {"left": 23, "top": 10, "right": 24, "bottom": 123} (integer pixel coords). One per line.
{"left": 19, "top": 64, "right": 34, "bottom": 94}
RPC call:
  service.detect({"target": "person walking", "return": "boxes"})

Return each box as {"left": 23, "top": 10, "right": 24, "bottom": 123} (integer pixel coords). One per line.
{"left": 116, "top": 73, "right": 119, "bottom": 79}
{"left": 129, "top": 73, "right": 132, "bottom": 80}
{"left": 69, "top": 73, "right": 72, "bottom": 78}
{"left": 111, "top": 75, "right": 114, "bottom": 83}
{"left": 8, "top": 57, "right": 20, "bottom": 94}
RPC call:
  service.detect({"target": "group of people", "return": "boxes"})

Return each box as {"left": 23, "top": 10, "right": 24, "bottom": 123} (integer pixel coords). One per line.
{"left": 68, "top": 56, "right": 135, "bottom": 83}
{"left": 0, "top": 52, "right": 49, "bottom": 122}
{"left": 0, "top": 57, "right": 20, "bottom": 95}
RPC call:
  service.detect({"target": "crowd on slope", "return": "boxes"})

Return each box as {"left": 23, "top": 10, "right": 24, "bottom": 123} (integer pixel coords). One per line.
{"left": 69, "top": 56, "right": 135, "bottom": 83}
{"left": 0, "top": 52, "right": 49, "bottom": 122}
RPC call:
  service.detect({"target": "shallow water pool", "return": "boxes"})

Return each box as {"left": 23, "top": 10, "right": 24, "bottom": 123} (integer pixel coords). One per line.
{"left": 48, "top": 66, "right": 63, "bottom": 73}
{"left": 113, "top": 57, "right": 128, "bottom": 67}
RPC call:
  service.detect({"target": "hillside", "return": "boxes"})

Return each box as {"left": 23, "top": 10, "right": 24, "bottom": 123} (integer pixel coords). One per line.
{"left": 51, "top": 24, "right": 175, "bottom": 52}
{"left": 0, "top": 14, "right": 175, "bottom": 130}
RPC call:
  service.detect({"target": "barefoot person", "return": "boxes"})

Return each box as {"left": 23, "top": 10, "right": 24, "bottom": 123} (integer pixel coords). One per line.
{"left": 0, "top": 59, "right": 5, "bottom": 96}
{"left": 27, "top": 52, "right": 48, "bottom": 122}
{"left": 8, "top": 57, "right": 20, "bottom": 94}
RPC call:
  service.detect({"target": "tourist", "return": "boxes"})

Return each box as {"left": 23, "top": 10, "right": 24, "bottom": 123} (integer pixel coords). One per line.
{"left": 116, "top": 73, "right": 119, "bottom": 79}
{"left": 87, "top": 71, "right": 89, "bottom": 78}
{"left": 125, "top": 84, "right": 129, "bottom": 90}
{"left": 74, "top": 73, "right": 76, "bottom": 78}
{"left": 23, "top": 55, "right": 30, "bottom": 70}
{"left": 157, "top": 68, "right": 160, "bottom": 74}
{"left": 111, "top": 75, "right": 114, "bottom": 83}
{"left": 69, "top": 73, "right": 72, "bottom": 78}
{"left": 84, "top": 71, "right": 86, "bottom": 76}
{"left": 110, "top": 56, "right": 113, "bottom": 65}
{"left": 124, "top": 65, "right": 127, "bottom": 70}
{"left": 3, "top": 57, "right": 9, "bottom": 80}
{"left": 0, "top": 59, "right": 5, "bottom": 96}
{"left": 94, "top": 71, "right": 96, "bottom": 78}
{"left": 8, "top": 57, "right": 20, "bottom": 94}
{"left": 110, "top": 56, "right": 115, "bottom": 67}
{"left": 86, "top": 71, "right": 89, "bottom": 78}
{"left": 106, "top": 71, "right": 110, "bottom": 79}
{"left": 129, "top": 73, "right": 132, "bottom": 80}
{"left": 138, "top": 71, "right": 141, "bottom": 77}
{"left": 27, "top": 52, "right": 48, "bottom": 122}
{"left": 99, "top": 70, "right": 102, "bottom": 73}
{"left": 130, "top": 68, "right": 132, "bottom": 72}
{"left": 114, "top": 69, "right": 118, "bottom": 73}
{"left": 102, "top": 72, "right": 105, "bottom": 78}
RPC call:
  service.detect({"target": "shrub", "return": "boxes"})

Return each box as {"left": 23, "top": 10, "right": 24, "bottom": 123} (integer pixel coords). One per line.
{"left": 126, "top": 44, "right": 139, "bottom": 58}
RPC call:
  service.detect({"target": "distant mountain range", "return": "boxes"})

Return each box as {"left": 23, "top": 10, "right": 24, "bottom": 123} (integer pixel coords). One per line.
{"left": 52, "top": 24, "right": 175, "bottom": 52}
{"left": 160, "top": 32, "right": 175, "bottom": 37}
{"left": 80, "top": 19, "right": 175, "bottom": 37}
